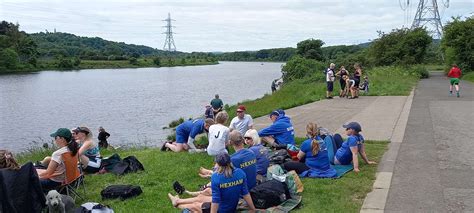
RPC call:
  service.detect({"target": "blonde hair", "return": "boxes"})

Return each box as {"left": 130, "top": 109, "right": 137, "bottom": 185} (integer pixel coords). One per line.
{"left": 244, "top": 129, "right": 261, "bottom": 145}
{"left": 215, "top": 111, "right": 229, "bottom": 124}
{"left": 306, "top": 123, "right": 320, "bottom": 156}
{"left": 216, "top": 163, "right": 234, "bottom": 178}
{"left": 0, "top": 150, "right": 20, "bottom": 170}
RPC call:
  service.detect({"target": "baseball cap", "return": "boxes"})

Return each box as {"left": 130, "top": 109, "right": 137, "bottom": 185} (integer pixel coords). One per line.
{"left": 269, "top": 110, "right": 280, "bottom": 117}
{"left": 72, "top": 126, "right": 91, "bottom": 134}
{"left": 50, "top": 128, "right": 72, "bottom": 140}
{"left": 215, "top": 153, "right": 231, "bottom": 166}
{"left": 343, "top": 122, "right": 362, "bottom": 132}
{"left": 237, "top": 105, "right": 246, "bottom": 112}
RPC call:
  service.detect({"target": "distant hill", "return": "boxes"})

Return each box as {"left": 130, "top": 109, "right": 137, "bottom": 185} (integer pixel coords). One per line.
{"left": 30, "top": 32, "right": 177, "bottom": 60}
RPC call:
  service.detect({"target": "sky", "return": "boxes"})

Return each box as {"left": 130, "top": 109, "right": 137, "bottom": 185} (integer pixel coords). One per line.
{"left": 1, "top": 0, "right": 472, "bottom": 52}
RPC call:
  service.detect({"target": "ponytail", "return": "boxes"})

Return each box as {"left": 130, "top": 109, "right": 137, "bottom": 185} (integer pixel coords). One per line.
{"left": 66, "top": 138, "right": 79, "bottom": 156}
{"left": 306, "top": 122, "right": 321, "bottom": 156}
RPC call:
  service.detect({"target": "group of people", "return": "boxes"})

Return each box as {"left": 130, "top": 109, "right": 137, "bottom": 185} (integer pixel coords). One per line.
{"left": 326, "top": 63, "right": 369, "bottom": 99}
{"left": 0, "top": 126, "right": 110, "bottom": 193}
{"left": 162, "top": 102, "right": 375, "bottom": 212}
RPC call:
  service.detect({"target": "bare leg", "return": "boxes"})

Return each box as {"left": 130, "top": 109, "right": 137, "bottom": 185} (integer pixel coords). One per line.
{"left": 455, "top": 84, "right": 460, "bottom": 92}
{"left": 261, "top": 136, "right": 276, "bottom": 147}
{"left": 80, "top": 155, "right": 90, "bottom": 168}
{"left": 450, "top": 84, "right": 453, "bottom": 93}
{"left": 176, "top": 203, "right": 203, "bottom": 212}
{"left": 166, "top": 143, "right": 187, "bottom": 152}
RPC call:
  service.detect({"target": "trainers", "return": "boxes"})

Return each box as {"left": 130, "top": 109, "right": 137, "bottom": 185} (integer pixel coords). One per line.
{"left": 161, "top": 141, "right": 170, "bottom": 151}
{"left": 449, "top": 91, "right": 453, "bottom": 95}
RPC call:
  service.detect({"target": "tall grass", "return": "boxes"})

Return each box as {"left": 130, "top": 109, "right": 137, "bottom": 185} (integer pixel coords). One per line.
{"left": 462, "top": 72, "right": 474, "bottom": 83}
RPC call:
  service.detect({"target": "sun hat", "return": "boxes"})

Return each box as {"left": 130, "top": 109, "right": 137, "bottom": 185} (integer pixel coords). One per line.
{"left": 343, "top": 122, "right": 362, "bottom": 132}
{"left": 50, "top": 128, "right": 72, "bottom": 140}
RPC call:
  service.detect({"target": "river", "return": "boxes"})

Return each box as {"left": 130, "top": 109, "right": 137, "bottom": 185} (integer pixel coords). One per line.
{"left": 0, "top": 62, "right": 283, "bottom": 152}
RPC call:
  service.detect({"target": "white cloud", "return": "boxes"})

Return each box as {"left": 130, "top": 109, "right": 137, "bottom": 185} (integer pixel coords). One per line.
{"left": 1, "top": 0, "right": 472, "bottom": 52}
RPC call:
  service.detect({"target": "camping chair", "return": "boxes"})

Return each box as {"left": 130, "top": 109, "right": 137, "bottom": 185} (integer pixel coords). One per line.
{"left": 58, "top": 152, "right": 86, "bottom": 200}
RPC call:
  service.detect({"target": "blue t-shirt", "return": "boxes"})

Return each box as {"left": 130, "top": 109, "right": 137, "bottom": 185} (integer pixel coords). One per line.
{"left": 335, "top": 134, "right": 364, "bottom": 165}
{"left": 176, "top": 119, "right": 205, "bottom": 142}
{"left": 249, "top": 144, "right": 269, "bottom": 176}
{"left": 211, "top": 168, "right": 248, "bottom": 213}
{"left": 231, "top": 149, "right": 257, "bottom": 190}
{"left": 300, "top": 137, "right": 331, "bottom": 171}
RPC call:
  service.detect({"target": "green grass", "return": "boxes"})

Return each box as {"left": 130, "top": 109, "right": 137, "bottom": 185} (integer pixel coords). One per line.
{"left": 462, "top": 72, "right": 474, "bottom": 83}
{"left": 17, "top": 140, "right": 387, "bottom": 213}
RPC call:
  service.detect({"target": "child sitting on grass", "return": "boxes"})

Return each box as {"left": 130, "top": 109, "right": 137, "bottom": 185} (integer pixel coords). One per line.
{"left": 359, "top": 76, "right": 369, "bottom": 94}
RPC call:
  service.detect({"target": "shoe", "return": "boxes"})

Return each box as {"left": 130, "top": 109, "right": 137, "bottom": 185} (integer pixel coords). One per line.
{"left": 173, "top": 181, "right": 185, "bottom": 195}
{"left": 449, "top": 91, "right": 453, "bottom": 95}
{"left": 161, "top": 141, "right": 170, "bottom": 151}
{"left": 348, "top": 97, "right": 355, "bottom": 99}
{"left": 326, "top": 96, "right": 333, "bottom": 99}
{"left": 354, "top": 96, "right": 359, "bottom": 98}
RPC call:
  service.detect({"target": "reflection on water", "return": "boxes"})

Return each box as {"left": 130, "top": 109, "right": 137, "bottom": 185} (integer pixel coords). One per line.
{"left": 0, "top": 62, "right": 282, "bottom": 152}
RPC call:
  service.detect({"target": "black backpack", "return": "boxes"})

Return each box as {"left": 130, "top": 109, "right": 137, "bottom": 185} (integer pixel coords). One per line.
{"left": 250, "top": 180, "right": 290, "bottom": 209}
{"left": 101, "top": 185, "right": 142, "bottom": 200}
{"left": 110, "top": 156, "right": 144, "bottom": 175}
{"left": 268, "top": 149, "right": 291, "bottom": 165}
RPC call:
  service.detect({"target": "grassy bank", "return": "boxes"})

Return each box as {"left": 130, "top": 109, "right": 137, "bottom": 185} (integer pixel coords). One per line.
{"left": 1, "top": 58, "right": 218, "bottom": 73}
{"left": 223, "top": 66, "right": 421, "bottom": 120}
{"left": 462, "top": 72, "right": 474, "bottom": 83}
{"left": 18, "top": 139, "right": 387, "bottom": 213}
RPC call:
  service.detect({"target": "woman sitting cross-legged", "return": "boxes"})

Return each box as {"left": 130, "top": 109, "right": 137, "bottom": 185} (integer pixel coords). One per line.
{"left": 244, "top": 129, "right": 269, "bottom": 180}
{"left": 36, "top": 128, "right": 79, "bottom": 191}
{"left": 282, "top": 122, "right": 337, "bottom": 178}
{"left": 73, "top": 126, "right": 101, "bottom": 173}
{"left": 168, "top": 153, "right": 256, "bottom": 213}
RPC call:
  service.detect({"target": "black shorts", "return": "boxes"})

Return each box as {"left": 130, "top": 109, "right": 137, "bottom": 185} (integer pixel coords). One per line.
{"left": 354, "top": 78, "right": 360, "bottom": 87}
{"left": 327, "top": 81, "right": 334, "bottom": 92}
{"left": 339, "top": 79, "right": 346, "bottom": 90}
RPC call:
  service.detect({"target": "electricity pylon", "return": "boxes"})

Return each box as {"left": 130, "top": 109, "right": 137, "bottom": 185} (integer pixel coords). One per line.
{"left": 162, "top": 13, "right": 176, "bottom": 52}
{"left": 411, "top": 0, "right": 449, "bottom": 39}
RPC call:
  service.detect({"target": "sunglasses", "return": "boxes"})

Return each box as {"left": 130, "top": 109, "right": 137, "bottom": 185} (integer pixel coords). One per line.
{"left": 237, "top": 111, "right": 244, "bottom": 113}
{"left": 244, "top": 137, "right": 252, "bottom": 140}
{"left": 74, "top": 127, "right": 90, "bottom": 134}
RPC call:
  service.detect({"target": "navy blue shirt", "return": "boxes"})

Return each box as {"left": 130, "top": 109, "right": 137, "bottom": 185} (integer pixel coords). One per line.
{"left": 249, "top": 144, "right": 269, "bottom": 176}
{"left": 211, "top": 168, "right": 248, "bottom": 213}
{"left": 231, "top": 148, "right": 257, "bottom": 190}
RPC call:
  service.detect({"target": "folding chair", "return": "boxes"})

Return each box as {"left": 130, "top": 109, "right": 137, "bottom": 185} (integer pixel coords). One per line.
{"left": 58, "top": 152, "right": 86, "bottom": 201}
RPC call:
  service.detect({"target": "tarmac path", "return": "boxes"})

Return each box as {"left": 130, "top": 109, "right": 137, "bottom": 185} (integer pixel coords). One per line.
{"left": 384, "top": 72, "right": 474, "bottom": 212}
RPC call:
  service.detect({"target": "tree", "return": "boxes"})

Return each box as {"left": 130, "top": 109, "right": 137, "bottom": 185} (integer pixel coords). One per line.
{"left": 441, "top": 17, "right": 474, "bottom": 72}
{"left": 368, "top": 28, "right": 431, "bottom": 66}
{"left": 129, "top": 57, "right": 138, "bottom": 65}
{"left": 281, "top": 55, "right": 326, "bottom": 82}
{"left": 296, "top": 39, "right": 324, "bottom": 61}
{"left": 153, "top": 57, "right": 161, "bottom": 66}
{"left": 0, "top": 48, "right": 19, "bottom": 70}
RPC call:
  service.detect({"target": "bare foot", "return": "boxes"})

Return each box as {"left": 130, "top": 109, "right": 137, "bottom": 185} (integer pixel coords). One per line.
{"left": 167, "top": 193, "right": 179, "bottom": 207}
{"left": 199, "top": 173, "right": 211, "bottom": 178}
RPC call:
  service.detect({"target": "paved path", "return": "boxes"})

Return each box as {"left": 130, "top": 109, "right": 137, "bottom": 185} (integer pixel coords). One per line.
{"left": 253, "top": 96, "right": 408, "bottom": 141}
{"left": 383, "top": 72, "right": 474, "bottom": 212}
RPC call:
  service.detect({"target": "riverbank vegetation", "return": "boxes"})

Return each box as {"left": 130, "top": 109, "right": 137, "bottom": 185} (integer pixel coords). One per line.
{"left": 0, "top": 21, "right": 217, "bottom": 73}
{"left": 17, "top": 138, "right": 387, "bottom": 213}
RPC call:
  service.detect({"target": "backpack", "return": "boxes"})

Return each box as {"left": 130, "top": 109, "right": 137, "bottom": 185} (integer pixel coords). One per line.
{"left": 100, "top": 185, "right": 142, "bottom": 200}
{"left": 100, "top": 153, "right": 121, "bottom": 172}
{"left": 110, "top": 156, "right": 144, "bottom": 175}
{"left": 268, "top": 150, "right": 292, "bottom": 165}
{"left": 250, "top": 180, "right": 290, "bottom": 209}
{"left": 75, "top": 202, "right": 114, "bottom": 213}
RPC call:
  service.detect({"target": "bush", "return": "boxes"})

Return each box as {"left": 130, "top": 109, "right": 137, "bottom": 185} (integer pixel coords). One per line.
{"left": 282, "top": 55, "right": 326, "bottom": 82}
{"left": 129, "top": 57, "right": 138, "bottom": 65}
{"left": 57, "top": 58, "right": 73, "bottom": 69}
{"left": 0, "top": 48, "right": 19, "bottom": 70}
{"left": 153, "top": 57, "right": 161, "bottom": 66}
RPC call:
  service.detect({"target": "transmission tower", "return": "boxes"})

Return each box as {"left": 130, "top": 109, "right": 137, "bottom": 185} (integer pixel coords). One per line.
{"left": 162, "top": 13, "right": 176, "bottom": 52}
{"left": 410, "top": 0, "right": 449, "bottom": 39}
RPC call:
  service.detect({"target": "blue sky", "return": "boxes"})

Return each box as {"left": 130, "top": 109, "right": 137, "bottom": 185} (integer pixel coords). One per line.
{"left": 1, "top": 0, "right": 472, "bottom": 52}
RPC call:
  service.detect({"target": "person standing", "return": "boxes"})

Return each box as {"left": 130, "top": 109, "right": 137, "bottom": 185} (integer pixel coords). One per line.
{"left": 326, "top": 63, "right": 336, "bottom": 99}
{"left": 97, "top": 127, "right": 110, "bottom": 149}
{"left": 447, "top": 64, "right": 462, "bottom": 97}
{"left": 229, "top": 105, "right": 253, "bottom": 136}
{"left": 271, "top": 79, "right": 277, "bottom": 93}
{"left": 210, "top": 94, "right": 224, "bottom": 115}
{"left": 353, "top": 63, "right": 363, "bottom": 98}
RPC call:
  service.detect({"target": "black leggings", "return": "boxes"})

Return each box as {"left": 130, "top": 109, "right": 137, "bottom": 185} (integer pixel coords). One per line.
{"left": 282, "top": 161, "right": 309, "bottom": 174}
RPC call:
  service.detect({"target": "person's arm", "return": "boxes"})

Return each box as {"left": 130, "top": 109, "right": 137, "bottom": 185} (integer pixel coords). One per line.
{"left": 38, "top": 160, "right": 59, "bottom": 179}
{"left": 105, "top": 132, "right": 110, "bottom": 138}
{"left": 358, "top": 143, "right": 376, "bottom": 165}
{"left": 258, "top": 122, "right": 286, "bottom": 137}
{"left": 211, "top": 203, "right": 219, "bottom": 213}
{"left": 78, "top": 140, "right": 93, "bottom": 156}
{"left": 243, "top": 194, "right": 256, "bottom": 213}
{"left": 335, "top": 70, "right": 341, "bottom": 77}
{"left": 350, "top": 146, "right": 360, "bottom": 172}
{"left": 248, "top": 116, "right": 254, "bottom": 129}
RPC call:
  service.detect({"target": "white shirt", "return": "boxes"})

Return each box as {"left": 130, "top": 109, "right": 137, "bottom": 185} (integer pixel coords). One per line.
{"left": 326, "top": 69, "right": 335, "bottom": 82}
{"left": 229, "top": 114, "right": 254, "bottom": 136}
{"left": 50, "top": 146, "right": 70, "bottom": 183}
{"left": 207, "top": 124, "right": 230, "bottom": 156}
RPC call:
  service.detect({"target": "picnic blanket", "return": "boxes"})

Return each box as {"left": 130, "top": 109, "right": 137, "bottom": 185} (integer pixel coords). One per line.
{"left": 238, "top": 195, "right": 302, "bottom": 213}
{"left": 331, "top": 164, "right": 354, "bottom": 178}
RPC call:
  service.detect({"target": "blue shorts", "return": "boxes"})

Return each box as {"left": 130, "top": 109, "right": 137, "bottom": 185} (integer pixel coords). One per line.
{"left": 175, "top": 128, "right": 189, "bottom": 144}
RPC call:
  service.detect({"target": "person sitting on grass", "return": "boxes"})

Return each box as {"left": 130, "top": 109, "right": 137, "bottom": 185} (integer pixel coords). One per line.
{"left": 229, "top": 105, "right": 254, "bottom": 136}
{"left": 36, "top": 128, "right": 79, "bottom": 191}
{"left": 207, "top": 111, "right": 230, "bottom": 156}
{"left": 359, "top": 76, "right": 369, "bottom": 94}
{"left": 244, "top": 129, "right": 269, "bottom": 180}
{"left": 163, "top": 118, "right": 215, "bottom": 153}
{"left": 168, "top": 153, "right": 256, "bottom": 213}
{"left": 334, "top": 122, "right": 376, "bottom": 173}
{"left": 199, "top": 130, "right": 257, "bottom": 190}
{"left": 73, "top": 126, "right": 101, "bottom": 173}
{"left": 258, "top": 110, "right": 295, "bottom": 147}
{"left": 282, "top": 122, "right": 337, "bottom": 178}
{"left": 0, "top": 149, "right": 20, "bottom": 170}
